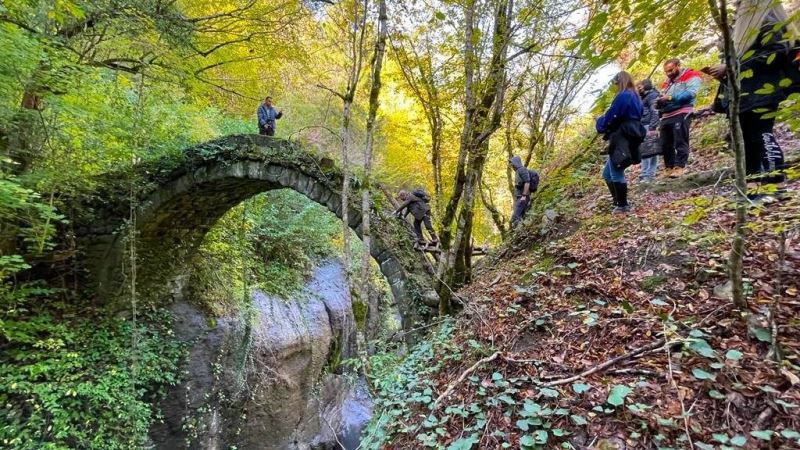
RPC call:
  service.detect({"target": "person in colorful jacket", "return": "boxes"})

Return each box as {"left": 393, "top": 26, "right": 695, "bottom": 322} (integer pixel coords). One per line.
{"left": 706, "top": 0, "right": 798, "bottom": 201}
{"left": 656, "top": 58, "right": 703, "bottom": 178}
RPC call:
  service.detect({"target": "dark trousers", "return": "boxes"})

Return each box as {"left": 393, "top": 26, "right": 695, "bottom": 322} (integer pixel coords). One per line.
{"left": 659, "top": 113, "right": 692, "bottom": 168}
{"left": 259, "top": 125, "right": 275, "bottom": 136}
{"left": 413, "top": 216, "right": 435, "bottom": 242}
{"left": 511, "top": 196, "right": 530, "bottom": 227}
{"left": 740, "top": 110, "right": 785, "bottom": 183}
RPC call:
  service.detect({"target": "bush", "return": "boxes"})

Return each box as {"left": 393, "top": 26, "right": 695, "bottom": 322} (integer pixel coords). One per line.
{"left": 0, "top": 306, "right": 184, "bottom": 449}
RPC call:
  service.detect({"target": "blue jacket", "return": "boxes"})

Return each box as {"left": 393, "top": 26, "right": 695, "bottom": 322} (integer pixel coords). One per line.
{"left": 257, "top": 104, "right": 283, "bottom": 129}
{"left": 596, "top": 90, "right": 643, "bottom": 135}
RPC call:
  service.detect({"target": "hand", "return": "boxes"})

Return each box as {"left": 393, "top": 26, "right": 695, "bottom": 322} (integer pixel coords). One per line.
{"left": 706, "top": 64, "right": 726, "bottom": 79}
{"left": 647, "top": 130, "right": 658, "bottom": 137}
{"left": 657, "top": 95, "right": 670, "bottom": 103}
{"left": 519, "top": 195, "right": 528, "bottom": 202}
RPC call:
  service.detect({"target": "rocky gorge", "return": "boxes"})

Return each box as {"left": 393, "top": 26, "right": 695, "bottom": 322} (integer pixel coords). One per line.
{"left": 149, "top": 260, "right": 372, "bottom": 449}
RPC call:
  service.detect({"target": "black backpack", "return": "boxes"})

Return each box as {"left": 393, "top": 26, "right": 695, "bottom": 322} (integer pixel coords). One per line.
{"left": 527, "top": 170, "right": 540, "bottom": 193}
{"left": 411, "top": 188, "right": 430, "bottom": 203}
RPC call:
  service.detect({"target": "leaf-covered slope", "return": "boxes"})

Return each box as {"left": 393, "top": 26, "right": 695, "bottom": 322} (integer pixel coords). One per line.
{"left": 363, "top": 119, "right": 800, "bottom": 449}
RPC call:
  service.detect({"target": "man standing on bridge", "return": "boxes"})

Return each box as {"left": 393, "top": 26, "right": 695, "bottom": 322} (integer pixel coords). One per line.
{"left": 257, "top": 96, "right": 283, "bottom": 136}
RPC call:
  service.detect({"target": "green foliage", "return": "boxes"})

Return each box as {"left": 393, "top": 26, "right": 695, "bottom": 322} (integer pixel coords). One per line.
{"left": 0, "top": 175, "right": 64, "bottom": 261}
{"left": 0, "top": 303, "right": 184, "bottom": 449}
{"left": 190, "top": 189, "right": 344, "bottom": 314}
{"left": 360, "top": 319, "right": 461, "bottom": 448}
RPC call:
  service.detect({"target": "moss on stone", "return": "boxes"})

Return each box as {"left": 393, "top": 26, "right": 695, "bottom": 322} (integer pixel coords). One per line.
{"left": 352, "top": 300, "right": 368, "bottom": 331}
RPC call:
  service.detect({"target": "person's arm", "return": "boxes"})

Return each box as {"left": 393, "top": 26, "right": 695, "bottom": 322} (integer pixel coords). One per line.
{"left": 518, "top": 168, "right": 531, "bottom": 200}
{"left": 647, "top": 97, "right": 660, "bottom": 130}
{"left": 596, "top": 93, "right": 624, "bottom": 134}
{"left": 395, "top": 198, "right": 412, "bottom": 216}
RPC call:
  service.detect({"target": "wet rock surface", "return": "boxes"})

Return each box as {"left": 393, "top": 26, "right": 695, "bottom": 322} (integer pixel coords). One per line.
{"left": 149, "top": 260, "right": 371, "bottom": 449}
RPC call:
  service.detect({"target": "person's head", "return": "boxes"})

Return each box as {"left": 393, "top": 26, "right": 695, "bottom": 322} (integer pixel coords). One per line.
{"left": 612, "top": 71, "right": 636, "bottom": 94}
{"left": 663, "top": 59, "right": 682, "bottom": 80}
{"left": 508, "top": 155, "right": 523, "bottom": 170}
{"left": 733, "top": 0, "right": 798, "bottom": 57}
{"left": 398, "top": 190, "right": 408, "bottom": 201}
{"left": 264, "top": 96, "right": 273, "bottom": 106}
{"left": 636, "top": 79, "right": 653, "bottom": 96}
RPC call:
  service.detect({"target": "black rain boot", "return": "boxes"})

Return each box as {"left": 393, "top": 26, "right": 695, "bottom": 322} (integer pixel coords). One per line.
{"left": 605, "top": 180, "right": 618, "bottom": 209}
{"left": 613, "top": 182, "right": 630, "bottom": 213}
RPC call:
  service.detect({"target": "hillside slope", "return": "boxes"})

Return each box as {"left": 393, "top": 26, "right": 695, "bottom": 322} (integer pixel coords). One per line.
{"left": 363, "top": 116, "right": 800, "bottom": 449}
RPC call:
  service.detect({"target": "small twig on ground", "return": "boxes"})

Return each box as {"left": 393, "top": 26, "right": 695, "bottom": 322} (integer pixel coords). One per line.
{"left": 606, "top": 368, "right": 661, "bottom": 377}
{"left": 433, "top": 351, "right": 501, "bottom": 409}
{"left": 538, "top": 338, "right": 666, "bottom": 387}
{"left": 767, "top": 230, "right": 787, "bottom": 362}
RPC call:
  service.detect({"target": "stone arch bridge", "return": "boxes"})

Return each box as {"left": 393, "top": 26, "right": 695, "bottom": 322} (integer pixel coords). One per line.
{"left": 79, "top": 135, "right": 439, "bottom": 329}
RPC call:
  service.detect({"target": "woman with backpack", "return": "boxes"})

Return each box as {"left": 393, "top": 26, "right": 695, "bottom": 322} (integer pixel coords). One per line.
{"left": 705, "top": 0, "right": 799, "bottom": 201}
{"left": 596, "top": 71, "right": 645, "bottom": 214}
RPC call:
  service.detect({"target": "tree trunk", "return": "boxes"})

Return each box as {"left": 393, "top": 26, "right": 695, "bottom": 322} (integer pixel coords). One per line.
{"left": 435, "top": 0, "right": 513, "bottom": 311}
{"left": 340, "top": 0, "right": 370, "bottom": 275}
{"left": 5, "top": 88, "right": 43, "bottom": 173}
{"left": 341, "top": 100, "right": 353, "bottom": 271}
{"left": 361, "top": 0, "right": 388, "bottom": 338}
{"left": 480, "top": 180, "right": 507, "bottom": 239}
{"left": 431, "top": 121, "right": 443, "bottom": 215}
{"left": 708, "top": 0, "right": 748, "bottom": 310}
{"left": 437, "top": 0, "right": 476, "bottom": 254}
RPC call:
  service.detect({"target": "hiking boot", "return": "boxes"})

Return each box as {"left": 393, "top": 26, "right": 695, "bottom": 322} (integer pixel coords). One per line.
{"left": 670, "top": 167, "right": 686, "bottom": 178}
{"left": 605, "top": 180, "right": 618, "bottom": 208}
{"left": 612, "top": 205, "right": 631, "bottom": 214}
{"left": 614, "top": 182, "right": 628, "bottom": 203}
{"left": 661, "top": 167, "right": 674, "bottom": 179}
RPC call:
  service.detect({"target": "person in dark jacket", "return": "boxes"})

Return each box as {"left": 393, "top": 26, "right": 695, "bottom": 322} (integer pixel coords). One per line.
{"left": 508, "top": 156, "right": 538, "bottom": 227}
{"left": 257, "top": 96, "right": 283, "bottom": 136}
{"left": 596, "top": 71, "right": 645, "bottom": 214}
{"left": 395, "top": 189, "right": 438, "bottom": 247}
{"left": 636, "top": 79, "right": 661, "bottom": 182}
{"left": 706, "top": 0, "right": 798, "bottom": 201}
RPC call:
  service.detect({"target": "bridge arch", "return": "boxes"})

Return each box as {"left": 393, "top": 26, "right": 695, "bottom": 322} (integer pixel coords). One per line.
{"left": 80, "top": 135, "right": 438, "bottom": 330}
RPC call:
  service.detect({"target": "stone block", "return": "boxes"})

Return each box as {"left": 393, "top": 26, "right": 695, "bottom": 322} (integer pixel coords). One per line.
{"left": 379, "top": 257, "right": 402, "bottom": 279}
{"left": 265, "top": 164, "right": 284, "bottom": 183}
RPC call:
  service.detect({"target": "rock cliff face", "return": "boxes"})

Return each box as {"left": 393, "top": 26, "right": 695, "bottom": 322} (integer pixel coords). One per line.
{"left": 149, "top": 260, "right": 370, "bottom": 449}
